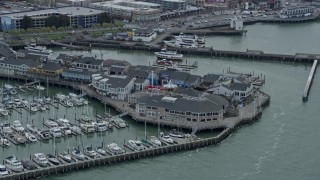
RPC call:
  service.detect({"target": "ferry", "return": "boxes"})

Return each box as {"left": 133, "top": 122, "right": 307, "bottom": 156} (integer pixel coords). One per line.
{"left": 174, "top": 32, "right": 205, "bottom": 44}
{"left": 25, "top": 43, "right": 53, "bottom": 54}
{"left": 154, "top": 48, "right": 183, "bottom": 61}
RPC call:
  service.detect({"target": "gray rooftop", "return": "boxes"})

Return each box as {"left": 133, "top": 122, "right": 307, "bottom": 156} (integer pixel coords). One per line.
{"left": 186, "top": 74, "right": 200, "bottom": 83}
{"left": 64, "top": 68, "right": 94, "bottom": 76}
{"left": 99, "top": 75, "right": 134, "bottom": 88}
{"left": 42, "top": 62, "right": 64, "bottom": 71}
{"left": 174, "top": 88, "right": 202, "bottom": 97}
{"left": 56, "top": 54, "right": 82, "bottom": 62}
{"left": 222, "top": 82, "right": 251, "bottom": 91}
{"left": 170, "top": 71, "right": 190, "bottom": 81}
{"left": 0, "top": 58, "right": 38, "bottom": 67}
{"left": 126, "top": 68, "right": 149, "bottom": 79}
{"left": 75, "top": 57, "right": 104, "bottom": 66}
{"left": 203, "top": 74, "right": 221, "bottom": 84}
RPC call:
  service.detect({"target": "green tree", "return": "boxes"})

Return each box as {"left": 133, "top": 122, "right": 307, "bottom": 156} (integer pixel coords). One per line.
{"left": 21, "top": 16, "right": 33, "bottom": 30}
{"left": 97, "top": 12, "right": 113, "bottom": 25}
{"left": 46, "top": 15, "right": 58, "bottom": 27}
{"left": 57, "top": 14, "right": 70, "bottom": 27}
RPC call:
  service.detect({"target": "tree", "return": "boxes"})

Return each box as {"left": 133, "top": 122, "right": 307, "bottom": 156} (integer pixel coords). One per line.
{"left": 21, "top": 16, "right": 33, "bottom": 30}
{"left": 46, "top": 15, "right": 58, "bottom": 27}
{"left": 97, "top": 12, "right": 113, "bottom": 25}
{"left": 57, "top": 14, "right": 70, "bottom": 27}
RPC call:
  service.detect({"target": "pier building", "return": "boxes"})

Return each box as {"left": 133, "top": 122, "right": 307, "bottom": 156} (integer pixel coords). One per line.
{"left": 62, "top": 68, "right": 94, "bottom": 82}
{"left": 0, "top": 58, "right": 37, "bottom": 76}
{"left": 278, "top": 5, "right": 315, "bottom": 18}
{"left": 72, "top": 57, "right": 104, "bottom": 72}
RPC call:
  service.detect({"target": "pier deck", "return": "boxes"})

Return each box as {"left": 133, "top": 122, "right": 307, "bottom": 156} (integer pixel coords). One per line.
{"left": 302, "top": 60, "right": 318, "bottom": 102}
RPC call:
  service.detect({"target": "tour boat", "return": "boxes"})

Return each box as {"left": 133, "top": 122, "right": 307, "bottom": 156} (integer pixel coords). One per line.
{"left": 154, "top": 48, "right": 183, "bottom": 61}
{"left": 80, "top": 123, "right": 95, "bottom": 133}
{"left": 149, "top": 136, "right": 162, "bottom": 147}
{"left": 0, "top": 164, "right": 9, "bottom": 176}
{"left": 4, "top": 156, "right": 23, "bottom": 172}
{"left": 128, "top": 140, "right": 146, "bottom": 151}
{"left": 47, "top": 154, "right": 60, "bottom": 165}
{"left": 0, "top": 108, "right": 9, "bottom": 116}
{"left": 169, "top": 129, "right": 185, "bottom": 138}
{"left": 107, "top": 143, "right": 123, "bottom": 155}
{"left": 84, "top": 146, "right": 97, "bottom": 158}
{"left": 110, "top": 117, "right": 127, "bottom": 128}
{"left": 50, "top": 127, "right": 63, "bottom": 138}
{"left": 71, "top": 147, "right": 86, "bottom": 161}
{"left": 0, "top": 123, "right": 13, "bottom": 135}
{"left": 160, "top": 132, "right": 174, "bottom": 144}
{"left": 44, "top": 119, "right": 59, "bottom": 128}
{"left": 59, "top": 152, "right": 72, "bottom": 163}
{"left": 163, "top": 39, "right": 205, "bottom": 49}
{"left": 93, "top": 121, "right": 107, "bottom": 132}
{"left": 38, "top": 130, "right": 51, "bottom": 140}
{"left": 26, "top": 124, "right": 38, "bottom": 134}
{"left": 25, "top": 132, "right": 37, "bottom": 142}
{"left": 21, "top": 160, "right": 38, "bottom": 170}
{"left": 0, "top": 137, "right": 10, "bottom": 147}
{"left": 95, "top": 146, "right": 106, "bottom": 155}
{"left": 11, "top": 120, "right": 24, "bottom": 133}
{"left": 25, "top": 43, "right": 53, "bottom": 54}
{"left": 32, "top": 153, "right": 48, "bottom": 167}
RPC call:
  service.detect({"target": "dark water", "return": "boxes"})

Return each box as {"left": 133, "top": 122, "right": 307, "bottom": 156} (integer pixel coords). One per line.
{"left": 3, "top": 22, "right": 320, "bottom": 180}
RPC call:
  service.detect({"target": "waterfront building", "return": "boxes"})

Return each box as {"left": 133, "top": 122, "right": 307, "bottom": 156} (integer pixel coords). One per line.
{"left": 72, "top": 57, "right": 104, "bottom": 72}
{"left": 166, "top": 71, "right": 201, "bottom": 88}
{"left": 132, "top": 27, "right": 157, "bottom": 42}
{"left": 144, "top": 0, "right": 187, "bottom": 11}
{"left": 201, "top": 73, "right": 221, "bottom": 89}
{"left": 126, "top": 67, "right": 151, "bottom": 91}
{"left": 29, "top": 62, "right": 65, "bottom": 81}
{"left": 103, "top": 59, "right": 131, "bottom": 75}
{"left": 278, "top": 5, "right": 315, "bottom": 18}
{"left": 0, "top": 58, "right": 37, "bottom": 76}
{"left": 55, "top": 54, "right": 82, "bottom": 66}
{"left": 135, "top": 93, "right": 229, "bottom": 123}
{"left": 92, "top": 74, "right": 135, "bottom": 100}
{"left": 62, "top": 68, "right": 94, "bottom": 82}
{"left": 0, "top": 7, "right": 104, "bottom": 30}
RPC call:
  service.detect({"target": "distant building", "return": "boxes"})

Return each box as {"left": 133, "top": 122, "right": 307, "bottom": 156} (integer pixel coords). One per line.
{"left": 230, "top": 16, "right": 243, "bottom": 31}
{"left": 210, "top": 81, "right": 254, "bottom": 102}
{"left": 145, "top": 0, "right": 187, "bottom": 11}
{"left": 72, "top": 57, "right": 104, "bottom": 72}
{"left": 62, "top": 68, "right": 93, "bottom": 82}
{"left": 278, "top": 5, "right": 315, "bottom": 18}
{"left": 0, "top": 58, "right": 37, "bottom": 76}
{"left": 29, "top": 62, "right": 64, "bottom": 81}
{"left": 132, "top": 28, "right": 157, "bottom": 42}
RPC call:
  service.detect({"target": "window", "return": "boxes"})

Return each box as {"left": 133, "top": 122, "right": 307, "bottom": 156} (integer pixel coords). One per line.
{"left": 201, "top": 119, "right": 205, "bottom": 122}
{"left": 186, "top": 112, "right": 191, "bottom": 115}
{"left": 207, "top": 119, "right": 211, "bottom": 121}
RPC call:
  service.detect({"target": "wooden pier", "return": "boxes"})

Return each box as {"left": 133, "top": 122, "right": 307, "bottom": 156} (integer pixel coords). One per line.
{"left": 302, "top": 60, "right": 318, "bottom": 102}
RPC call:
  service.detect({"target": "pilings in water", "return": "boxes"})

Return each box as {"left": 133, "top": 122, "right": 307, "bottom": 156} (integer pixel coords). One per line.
{"left": 302, "top": 60, "right": 318, "bottom": 102}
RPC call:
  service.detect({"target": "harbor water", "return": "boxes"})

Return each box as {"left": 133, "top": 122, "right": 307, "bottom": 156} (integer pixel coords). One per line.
{"left": 2, "top": 22, "right": 320, "bottom": 179}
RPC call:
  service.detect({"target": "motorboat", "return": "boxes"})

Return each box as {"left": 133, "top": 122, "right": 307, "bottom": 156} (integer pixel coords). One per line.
{"left": 11, "top": 120, "right": 24, "bottom": 133}
{"left": 160, "top": 132, "right": 174, "bottom": 144}
{"left": 94, "top": 121, "right": 107, "bottom": 132}
{"left": 3, "top": 84, "right": 17, "bottom": 95}
{"left": 38, "top": 104, "right": 47, "bottom": 111}
{"left": 4, "top": 156, "right": 23, "bottom": 172}
{"left": 84, "top": 146, "right": 97, "bottom": 158}
{"left": 47, "top": 154, "right": 60, "bottom": 165}
{"left": 107, "top": 143, "right": 123, "bottom": 155}
{"left": 0, "top": 123, "right": 13, "bottom": 135}
{"left": 79, "top": 114, "right": 92, "bottom": 123}
{"left": 80, "top": 98, "right": 88, "bottom": 105}
{"left": 21, "top": 160, "right": 38, "bottom": 170}
{"left": 35, "top": 85, "right": 45, "bottom": 91}
{"left": 64, "top": 99, "right": 74, "bottom": 107}
{"left": 128, "top": 140, "right": 146, "bottom": 151}
{"left": 13, "top": 133, "right": 27, "bottom": 144}
{"left": 0, "top": 137, "right": 10, "bottom": 147}
{"left": 157, "top": 59, "right": 175, "bottom": 66}
{"left": 38, "top": 130, "right": 51, "bottom": 140}
{"left": 32, "top": 153, "right": 48, "bottom": 167}
{"left": 95, "top": 146, "right": 106, "bottom": 156}
{"left": 34, "top": 97, "right": 44, "bottom": 105}
{"left": 0, "top": 164, "right": 9, "bottom": 176}
{"left": 55, "top": 93, "right": 67, "bottom": 102}
{"left": 169, "top": 129, "right": 185, "bottom": 138}
{"left": 21, "top": 99, "right": 29, "bottom": 107}
{"left": 79, "top": 123, "right": 95, "bottom": 133}
{"left": 44, "top": 119, "right": 59, "bottom": 128}
{"left": 30, "top": 104, "right": 38, "bottom": 112}
{"left": 110, "top": 117, "right": 127, "bottom": 128}
{"left": 69, "top": 124, "right": 81, "bottom": 134}
{"left": 149, "top": 136, "right": 162, "bottom": 147}
{"left": 57, "top": 118, "right": 71, "bottom": 127}
{"left": 25, "top": 132, "right": 37, "bottom": 142}
{"left": 25, "top": 43, "right": 53, "bottom": 54}
{"left": 71, "top": 147, "right": 86, "bottom": 161}
{"left": 0, "top": 108, "right": 9, "bottom": 116}
{"left": 13, "top": 98, "right": 22, "bottom": 106}
{"left": 50, "top": 127, "right": 63, "bottom": 138}
{"left": 43, "top": 96, "right": 52, "bottom": 103}
{"left": 155, "top": 48, "right": 183, "bottom": 61}
{"left": 59, "top": 152, "right": 72, "bottom": 163}
{"left": 61, "top": 126, "right": 72, "bottom": 136}
{"left": 26, "top": 124, "right": 38, "bottom": 134}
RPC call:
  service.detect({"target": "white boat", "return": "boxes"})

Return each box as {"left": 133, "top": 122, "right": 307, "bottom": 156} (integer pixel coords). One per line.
{"left": 0, "top": 123, "right": 13, "bottom": 135}
{"left": 46, "top": 154, "right": 60, "bottom": 165}
{"left": 71, "top": 148, "right": 86, "bottom": 161}
{"left": 26, "top": 124, "right": 38, "bottom": 134}
{"left": 160, "top": 132, "right": 174, "bottom": 144}
{"left": 69, "top": 125, "right": 81, "bottom": 134}
{"left": 0, "top": 108, "right": 8, "bottom": 116}
{"left": 110, "top": 117, "right": 127, "bottom": 128}
{"left": 169, "top": 129, "right": 185, "bottom": 138}
{"left": 57, "top": 118, "right": 71, "bottom": 127}
{"left": 164, "top": 39, "right": 205, "bottom": 49}
{"left": 0, "top": 137, "right": 10, "bottom": 147}
{"left": 80, "top": 98, "right": 88, "bottom": 105}
{"left": 154, "top": 48, "right": 183, "bottom": 61}
{"left": 37, "top": 130, "right": 51, "bottom": 140}
{"left": 94, "top": 121, "right": 107, "bottom": 132}
{"left": 25, "top": 43, "right": 53, "bottom": 54}
{"left": 11, "top": 120, "right": 24, "bottom": 133}
{"left": 25, "top": 132, "right": 37, "bottom": 142}
{"left": 107, "top": 143, "right": 123, "bottom": 155}
{"left": 55, "top": 93, "right": 67, "bottom": 101}
{"left": 84, "top": 146, "right": 97, "bottom": 158}
{"left": 3, "top": 84, "right": 17, "bottom": 95}
{"left": 79, "top": 114, "right": 92, "bottom": 123}
{"left": 61, "top": 126, "right": 72, "bottom": 136}
{"left": 13, "top": 133, "right": 27, "bottom": 144}
{"left": 44, "top": 119, "right": 58, "bottom": 128}
{"left": 32, "top": 153, "right": 48, "bottom": 167}
{"left": 30, "top": 104, "right": 38, "bottom": 112}
{"left": 59, "top": 152, "right": 72, "bottom": 163}
{"left": 72, "top": 98, "right": 83, "bottom": 106}
{"left": 149, "top": 136, "right": 161, "bottom": 147}
{"left": 21, "top": 99, "right": 29, "bottom": 107}
{"left": 128, "top": 140, "right": 146, "bottom": 151}
{"left": 79, "top": 123, "right": 95, "bottom": 133}
{"left": 4, "top": 156, "right": 23, "bottom": 172}
{"left": 38, "top": 104, "right": 47, "bottom": 111}
{"left": 50, "top": 127, "right": 62, "bottom": 138}
{"left": 0, "top": 164, "right": 9, "bottom": 176}
{"left": 95, "top": 146, "right": 106, "bottom": 155}
{"left": 43, "top": 97, "right": 52, "bottom": 103}
{"left": 35, "top": 85, "right": 45, "bottom": 91}
{"left": 174, "top": 32, "right": 205, "bottom": 44}
{"left": 13, "top": 98, "right": 21, "bottom": 106}
{"left": 64, "top": 99, "right": 73, "bottom": 107}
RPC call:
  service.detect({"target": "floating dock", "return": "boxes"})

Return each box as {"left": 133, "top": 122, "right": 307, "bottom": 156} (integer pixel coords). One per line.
{"left": 302, "top": 60, "right": 318, "bottom": 102}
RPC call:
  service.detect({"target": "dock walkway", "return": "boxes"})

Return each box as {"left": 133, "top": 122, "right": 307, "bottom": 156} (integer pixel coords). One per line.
{"left": 302, "top": 60, "right": 318, "bottom": 102}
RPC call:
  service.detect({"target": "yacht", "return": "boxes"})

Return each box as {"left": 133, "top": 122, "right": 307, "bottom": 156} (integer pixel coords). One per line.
{"left": 61, "top": 126, "right": 72, "bottom": 136}
{"left": 21, "top": 99, "right": 29, "bottom": 107}
{"left": 79, "top": 123, "right": 95, "bottom": 133}
{"left": 25, "top": 132, "right": 37, "bottom": 142}
{"left": 160, "top": 132, "right": 174, "bottom": 144}
{"left": 69, "top": 124, "right": 81, "bottom": 134}
{"left": 95, "top": 146, "right": 106, "bottom": 156}
{"left": 57, "top": 118, "right": 71, "bottom": 127}
{"left": 3, "top": 84, "right": 17, "bottom": 95}
{"left": 157, "top": 59, "right": 175, "bottom": 66}
{"left": 0, "top": 108, "right": 9, "bottom": 116}
{"left": 38, "top": 104, "right": 47, "bottom": 111}
{"left": 128, "top": 140, "right": 146, "bottom": 151}
{"left": 32, "top": 153, "right": 48, "bottom": 167}
{"left": 47, "top": 154, "right": 60, "bottom": 165}
{"left": 84, "top": 146, "right": 97, "bottom": 158}
{"left": 4, "top": 156, "right": 23, "bottom": 172}
{"left": 169, "top": 129, "right": 185, "bottom": 138}
{"left": 94, "top": 121, "right": 107, "bottom": 132}
{"left": 30, "top": 104, "right": 38, "bottom": 112}
{"left": 55, "top": 93, "right": 67, "bottom": 102}
{"left": 79, "top": 98, "right": 89, "bottom": 105}
{"left": 38, "top": 129, "right": 51, "bottom": 140}
{"left": 71, "top": 147, "right": 86, "bottom": 161}
{"left": 79, "top": 114, "right": 92, "bottom": 123}
{"left": 59, "top": 152, "right": 72, "bottom": 163}
{"left": 0, "top": 123, "right": 13, "bottom": 135}
{"left": 13, "top": 98, "right": 22, "bottom": 107}
{"left": 110, "top": 118, "right": 127, "bottom": 128}
{"left": 107, "top": 143, "right": 123, "bottom": 155}
{"left": 154, "top": 48, "right": 183, "bottom": 61}
{"left": 11, "top": 120, "right": 24, "bottom": 133}
{"left": 25, "top": 43, "right": 53, "bottom": 54}
{"left": 0, "top": 137, "right": 10, "bottom": 147}
{"left": 149, "top": 136, "right": 162, "bottom": 147}
{"left": 0, "top": 164, "right": 9, "bottom": 176}
{"left": 34, "top": 97, "right": 44, "bottom": 105}
{"left": 64, "top": 99, "right": 73, "bottom": 107}
{"left": 26, "top": 124, "right": 38, "bottom": 134}
{"left": 13, "top": 133, "right": 27, "bottom": 144}
{"left": 50, "top": 127, "right": 63, "bottom": 138}
{"left": 21, "top": 160, "right": 38, "bottom": 170}
{"left": 35, "top": 85, "right": 45, "bottom": 91}
{"left": 44, "top": 119, "right": 58, "bottom": 128}
{"left": 43, "top": 96, "right": 52, "bottom": 103}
